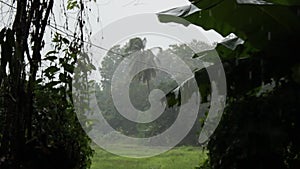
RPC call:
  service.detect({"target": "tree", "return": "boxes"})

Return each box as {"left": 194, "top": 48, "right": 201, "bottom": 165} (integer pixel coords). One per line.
{"left": 97, "top": 39, "right": 176, "bottom": 138}
{"left": 160, "top": 1, "right": 300, "bottom": 168}
{"left": 95, "top": 37, "right": 213, "bottom": 145}
{"left": 0, "top": 1, "right": 94, "bottom": 168}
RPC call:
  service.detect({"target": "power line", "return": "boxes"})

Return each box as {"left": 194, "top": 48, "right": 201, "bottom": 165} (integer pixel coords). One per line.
{"left": 0, "top": 0, "right": 125, "bottom": 57}
{"left": 47, "top": 23, "right": 126, "bottom": 57}
{"left": 0, "top": 1, "right": 16, "bottom": 9}
{"left": 48, "top": 23, "right": 197, "bottom": 77}
{"left": 0, "top": 0, "right": 204, "bottom": 77}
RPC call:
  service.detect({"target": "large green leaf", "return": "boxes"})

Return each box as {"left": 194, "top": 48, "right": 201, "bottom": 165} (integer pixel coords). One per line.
{"left": 159, "top": 4, "right": 200, "bottom": 17}
{"left": 192, "top": 0, "right": 224, "bottom": 9}
{"left": 265, "top": 0, "right": 300, "bottom": 6}
{"left": 159, "top": 1, "right": 300, "bottom": 50}
{"left": 185, "top": 0, "right": 300, "bottom": 49}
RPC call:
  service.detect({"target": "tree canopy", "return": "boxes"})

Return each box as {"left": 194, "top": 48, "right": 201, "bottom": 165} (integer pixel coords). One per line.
{"left": 160, "top": 1, "right": 300, "bottom": 168}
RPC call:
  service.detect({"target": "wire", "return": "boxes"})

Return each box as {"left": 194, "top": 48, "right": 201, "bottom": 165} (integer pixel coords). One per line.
{"left": 47, "top": 23, "right": 126, "bottom": 57}
{"left": 0, "top": 0, "right": 204, "bottom": 78}
{"left": 0, "top": 0, "right": 16, "bottom": 9}
{"left": 0, "top": 0, "right": 123, "bottom": 57}
{"left": 48, "top": 23, "right": 199, "bottom": 77}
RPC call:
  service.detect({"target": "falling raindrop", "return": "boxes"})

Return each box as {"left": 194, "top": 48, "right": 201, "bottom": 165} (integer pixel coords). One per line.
{"left": 267, "top": 32, "right": 271, "bottom": 41}
{"left": 261, "top": 26, "right": 264, "bottom": 31}
{"left": 249, "top": 71, "right": 252, "bottom": 80}
{"left": 235, "top": 58, "right": 239, "bottom": 66}
{"left": 209, "top": 10, "right": 212, "bottom": 17}
{"left": 260, "top": 59, "right": 264, "bottom": 86}
{"left": 297, "top": 9, "right": 300, "bottom": 16}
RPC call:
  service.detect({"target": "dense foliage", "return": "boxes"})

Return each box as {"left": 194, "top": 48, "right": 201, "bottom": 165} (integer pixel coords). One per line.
{"left": 95, "top": 39, "right": 213, "bottom": 145}
{"left": 1, "top": 0, "right": 299, "bottom": 169}
{"left": 0, "top": 1, "right": 94, "bottom": 169}
{"left": 174, "top": 0, "right": 300, "bottom": 168}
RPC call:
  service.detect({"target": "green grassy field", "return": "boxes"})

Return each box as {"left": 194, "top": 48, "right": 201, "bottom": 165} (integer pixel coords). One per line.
{"left": 91, "top": 145, "right": 207, "bottom": 169}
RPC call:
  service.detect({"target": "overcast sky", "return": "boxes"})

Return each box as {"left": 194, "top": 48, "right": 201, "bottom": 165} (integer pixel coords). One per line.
{"left": 50, "top": 0, "right": 223, "bottom": 48}
{"left": 94, "top": 0, "right": 191, "bottom": 26}
{"left": 88, "top": 0, "right": 223, "bottom": 43}
{"left": 0, "top": 0, "right": 224, "bottom": 52}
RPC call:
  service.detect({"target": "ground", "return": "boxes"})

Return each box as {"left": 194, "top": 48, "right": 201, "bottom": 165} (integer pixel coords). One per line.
{"left": 91, "top": 145, "right": 208, "bottom": 169}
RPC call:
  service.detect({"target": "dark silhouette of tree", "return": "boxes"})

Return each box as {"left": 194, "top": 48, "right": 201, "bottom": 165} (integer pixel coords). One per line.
{"left": 0, "top": 1, "right": 93, "bottom": 168}
{"left": 160, "top": 1, "right": 300, "bottom": 169}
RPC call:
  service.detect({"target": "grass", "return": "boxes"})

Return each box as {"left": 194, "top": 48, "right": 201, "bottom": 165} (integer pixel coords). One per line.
{"left": 91, "top": 145, "right": 208, "bottom": 169}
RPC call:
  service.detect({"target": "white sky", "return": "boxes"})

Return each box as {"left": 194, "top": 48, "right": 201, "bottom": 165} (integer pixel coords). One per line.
{"left": 94, "top": 0, "right": 191, "bottom": 26}
{"left": 88, "top": 0, "right": 223, "bottom": 43}
{"left": 0, "top": 0, "right": 224, "bottom": 53}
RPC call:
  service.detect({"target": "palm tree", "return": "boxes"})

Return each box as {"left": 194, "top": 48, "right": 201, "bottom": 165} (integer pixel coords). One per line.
{"left": 125, "top": 37, "right": 161, "bottom": 94}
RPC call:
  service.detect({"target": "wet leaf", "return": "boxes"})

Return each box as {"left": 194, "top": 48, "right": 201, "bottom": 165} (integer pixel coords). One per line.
{"left": 44, "top": 66, "right": 60, "bottom": 74}
{"left": 159, "top": 4, "right": 200, "bottom": 17}
{"left": 44, "top": 56, "right": 57, "bottom": 62}
{"left": 62, "top": 63, "right": 74, "bottom": 73}
{"left": 219, "top": 34, "right": 245, "bottom": 50}
{"left": 159, "top": 0, "right": 300, "bottom": 50}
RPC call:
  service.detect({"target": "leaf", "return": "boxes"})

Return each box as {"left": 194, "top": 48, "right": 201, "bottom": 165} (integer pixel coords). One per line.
{"left": 45, "top": 50, "right": 57, "bottom": 56}
{"left": 44, "top": 56, "right": 57, "bottom": 62}
{"left": 59, "top": 73, "right": 67, "bottom": 83}
{"left": 44, "top": 66, "right": 60, "bottom": 74}
{"left": 89, "top": 63, "right": 96, "bottom": 70}
{"left": 67, "top": 0, "right": 79, "bottom": 10}
{"left": 260, "top": 0, "right": 300, "bottom": 5}
{"left": 128, "top": 49, "right": 157, "bottom": 84}
{"left": 219, "top": 34, "right": 245, "bottom": 50}
{"left": 52, "top": 33, "right": 61, "bottom": 42}
{"left": 192, "top": 0, "right": 224, "bottom": 10}
{"left": 62, "top": 38, "right": 70, "bottom": 44}
{"left": 35, "top": 78, "right": 43, "bottom": 84}
{"left": 158, "top": 14, "right": 191, "bottom": 27}
{"left": 158, "top": 0, "right": 300, "bottom": 50}
{"left": 159, "top": 4, "right": 200, "bottom": 17}
{"left": 45, "top": 81, "right": 60, "bottom": 88}
{"left": 182, "top": 0, "right": 300, "bottom": 49}
{"left": 62, "top": 63, "right": 74, "bottom": 73}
